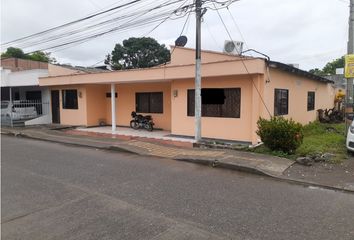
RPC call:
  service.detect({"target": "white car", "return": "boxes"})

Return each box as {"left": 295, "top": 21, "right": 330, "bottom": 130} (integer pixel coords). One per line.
{"left": 1, "top": 101, "right": 38, "bottom": 121}
{"left": 346, "top": 120, "right": 354, "bottom": 152}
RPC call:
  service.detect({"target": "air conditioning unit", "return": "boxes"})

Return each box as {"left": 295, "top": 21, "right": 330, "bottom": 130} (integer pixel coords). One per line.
{"left": 223, "top": 40, "right": 243, "bottom": 55}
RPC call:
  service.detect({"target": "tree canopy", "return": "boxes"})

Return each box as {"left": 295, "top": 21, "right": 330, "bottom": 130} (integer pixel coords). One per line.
{"left": 309, "top": 56, "right": 344, "bottom": 76}
{"left": 1, "top": 47, "right": 56, "bottom": 63}
{"left": 104, "top": 37, "right": 170, "bottom": 70}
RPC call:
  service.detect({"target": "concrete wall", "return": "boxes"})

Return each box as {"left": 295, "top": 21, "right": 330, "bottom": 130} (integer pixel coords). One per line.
{"left": 106, "top": 82, "right": 172, "bottom": 130}
{"left": 86, "top": 85, "right": 108, "bottom": 126}
{"left": 262, "top": 68, "right": 335, "bottom": 124}
{"left": 171, "top": 76, "right": 254, "bottom": 143}
{"left": 1, "top": 58, "right": 48, "bottom": 72}
{"left": 169, "top": 46, "right": 242, "bottom": 66}
{"left": 50, "top": 85, "right": 88, "bottom": 126}
{"left": 54, "top": 82, "right": 171, "bottom": 130}
{"left": 1, "top": 69, "right": 49, "bottom": 87}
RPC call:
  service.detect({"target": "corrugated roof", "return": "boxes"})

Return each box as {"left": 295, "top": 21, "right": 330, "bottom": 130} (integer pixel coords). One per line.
{"left": 54, "top": 64, "right": 111, "bottom": 73}
{"left": 268, "top": 61, "right": 334, "bottom": 84}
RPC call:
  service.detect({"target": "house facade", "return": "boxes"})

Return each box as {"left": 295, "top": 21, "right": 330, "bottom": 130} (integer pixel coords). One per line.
{"left": 39, "top": 47, "right": 335, "bottom": 144}
{"left": 0, "top": 58, "right": 100, "bottom": 125}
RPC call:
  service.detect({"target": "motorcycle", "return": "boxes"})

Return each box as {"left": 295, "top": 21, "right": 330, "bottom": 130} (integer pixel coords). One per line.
{"left": 130, "top": 111, "right": 154, "bottom": 131}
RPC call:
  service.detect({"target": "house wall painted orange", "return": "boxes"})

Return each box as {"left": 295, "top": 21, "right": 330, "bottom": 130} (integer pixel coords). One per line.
{"left": 40, "top": 47, "right": 335, "bottom": 144}
{"left": 105, "top": 82, "right": 172, "bottom": 130}
{"left": 262, "top": 69, "right": 335, "bottom": 124}
{"left": 50, "top": 85, "right": 88, "bottom": 126}
{"left": 171, "top": 76, "right": 255, "bottom": 142}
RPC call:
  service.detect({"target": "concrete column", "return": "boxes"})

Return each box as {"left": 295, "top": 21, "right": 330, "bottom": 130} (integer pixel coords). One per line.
{"left": 111, "top": 84, "right": 116, "bottom": 132}
{"left": 9, "top": 87, "right": 13, "bottom": 127}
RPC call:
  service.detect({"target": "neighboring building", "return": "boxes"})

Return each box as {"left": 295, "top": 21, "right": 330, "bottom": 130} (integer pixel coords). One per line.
{"left": 324, "top": 68, "right": 346, "bottom": 94}
{"left": 39, "top": 47, "right": 335, "bottom": 144}
{"left": 0, "top": 58, "right": 107, "bottom": 125}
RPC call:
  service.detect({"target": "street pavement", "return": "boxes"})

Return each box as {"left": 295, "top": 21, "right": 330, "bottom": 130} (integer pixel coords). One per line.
{"left": 2, "top": 135, "right": 354, "bottom": 240}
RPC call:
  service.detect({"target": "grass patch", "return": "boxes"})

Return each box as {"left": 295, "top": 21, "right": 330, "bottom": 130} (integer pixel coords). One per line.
{"left": 251, "top": 121, "right": 347, "bottom": 163}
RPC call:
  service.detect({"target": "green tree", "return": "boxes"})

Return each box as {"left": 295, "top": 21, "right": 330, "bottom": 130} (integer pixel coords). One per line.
{"left": 29, "top": 51, "right": 56, "bottom": 63}
{"left": 1, "top": 47, "right": 26, "bottom": 59}
{"left": 309, "top": 56, "right": 345, "bottom": 76}
{"left": 1, "top": 47, "right": 56, "bottom": 63}
{"left": 105, "top": 37, "right": 170, "bottom": 70}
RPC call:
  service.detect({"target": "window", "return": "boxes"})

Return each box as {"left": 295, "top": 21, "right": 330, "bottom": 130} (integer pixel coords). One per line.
{"left": 136, "top": 92, "right": 163, "bottom": 113}
{"left": 274, "top": 89, "right": 288, "bottom": 116}
{"left": 307, "top": 91, "right": 315, "bottom": 111}
{"left": 187, "top": 88, "right": 241, "bottom": 118}
{"left": 62, "top": 89, "right": 78, "bottom": 109}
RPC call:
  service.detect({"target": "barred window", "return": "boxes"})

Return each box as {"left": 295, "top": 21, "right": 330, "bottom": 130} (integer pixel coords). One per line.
{"left": 307, "top": 92, "right": 315, "bottom": 111}
{"left": 136, "top": 92, "right": 163, "bottom": 113}
{"left": 187, "top": 88, "right": 241, "bottom": 118}
{"left": 62, "top": 89, "right": 78, "bottom": 109}
{"left": 274, "top": 89, "right": 288, "bottom": 116}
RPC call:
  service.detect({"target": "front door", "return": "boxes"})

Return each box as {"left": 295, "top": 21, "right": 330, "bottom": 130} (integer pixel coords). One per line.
{"left": 51, "top": 90, "right": 60, "bottom": 124}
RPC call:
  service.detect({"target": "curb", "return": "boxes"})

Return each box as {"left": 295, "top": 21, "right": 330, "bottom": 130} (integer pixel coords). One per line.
{"left": 2, "top": 132, "right": 354, "bottom": 194}
{"left": 175, "top": 158, "right": 267, "bottom": 176}
{"left": 1, "top": 131, "right": 138, "bottom": 155}
{"left": 176, "top": 157, "right": 354, "bottom": 194}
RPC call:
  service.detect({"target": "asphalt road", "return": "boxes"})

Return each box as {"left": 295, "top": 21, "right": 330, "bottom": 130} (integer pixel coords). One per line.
{"left": 2, "top": 135, "right": 354, "bottom": 240}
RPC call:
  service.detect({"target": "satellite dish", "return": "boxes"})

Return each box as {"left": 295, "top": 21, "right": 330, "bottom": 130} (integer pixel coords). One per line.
{"left": 175, "top": 35, "right": 188, "bottom": 47}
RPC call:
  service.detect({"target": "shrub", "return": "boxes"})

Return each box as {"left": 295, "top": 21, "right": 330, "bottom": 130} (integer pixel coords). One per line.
{"left": 256, "top": 117, "right": 303, "bottom": 154}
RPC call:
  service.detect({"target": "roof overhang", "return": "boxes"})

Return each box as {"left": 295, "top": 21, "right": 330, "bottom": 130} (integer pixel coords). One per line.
{"left": 268, "top": 61, "right": 334, "bottom": 84}
{"left": 39, "top": 59, "right": 265, "bottom": 86}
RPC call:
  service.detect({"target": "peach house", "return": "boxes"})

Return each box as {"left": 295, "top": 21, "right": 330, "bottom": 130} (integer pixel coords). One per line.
{"left": 38, "top": 47, "right": 335, "bottom": 144}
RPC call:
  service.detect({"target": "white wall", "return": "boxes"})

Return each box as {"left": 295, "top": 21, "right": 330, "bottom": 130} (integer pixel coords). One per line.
{"left": 1, "top": 69, "right": 49, "bottom": 87}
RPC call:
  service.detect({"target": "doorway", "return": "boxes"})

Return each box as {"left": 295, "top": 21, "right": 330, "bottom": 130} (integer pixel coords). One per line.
{"left": 51, "top": 90, "right": 60, "bottom": 124}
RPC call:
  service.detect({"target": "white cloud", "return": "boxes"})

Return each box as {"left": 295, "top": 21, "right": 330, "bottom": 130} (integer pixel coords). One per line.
{"left": 1, "top": 0, "right": 349, "bottom": 70}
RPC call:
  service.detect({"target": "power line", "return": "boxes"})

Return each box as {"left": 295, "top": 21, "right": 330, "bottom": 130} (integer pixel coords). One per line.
{"left": 93, "top": 1, "right": 192, "bottom": 69}
{"left": 18, "top": 0, "right": 177, "bottom": 50}
{"left": 226, "top": 6, "right": 251, "bottom": 55}
{"left": 2, "top": 0, "right": 144, "bottom": 46}
{"left": 142, "top": 0, "right": 190, "bottom": 37}
{"left": 214, "top": 5, "right": 272, "bottom": 117}
{"left": 2, "top": 0, "right": 237, "bottom": 54}
{"left": 5, "top": 0, "right": 182, "bottom": 50}
{"left": 22, "top": 0, "right": 190, "bottom": 53}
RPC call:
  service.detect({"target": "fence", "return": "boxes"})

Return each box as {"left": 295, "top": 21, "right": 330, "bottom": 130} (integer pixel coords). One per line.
{"left": 1, "top": 100, "right": 50, "bottom": 127}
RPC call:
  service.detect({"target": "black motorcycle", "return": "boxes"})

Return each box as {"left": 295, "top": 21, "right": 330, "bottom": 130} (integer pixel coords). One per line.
{"left": 130, "top": 111, "right": 154, "bottom": 131}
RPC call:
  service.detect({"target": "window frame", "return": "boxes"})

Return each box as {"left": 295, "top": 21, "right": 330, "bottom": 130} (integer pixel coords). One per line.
{"left": 307, "top": 91, "right": 315, "bottom": 111}
{"left": 187, "top": 88, "right": 241, "bottom": 118}
{"left": 62, "top": 89, "right": 78, "bottom": 110}
{"left": 135, "top": 92, "right": 163, "bottom": 114}
{"left": 274, "top": 89, "right": 289, "bottom": 116}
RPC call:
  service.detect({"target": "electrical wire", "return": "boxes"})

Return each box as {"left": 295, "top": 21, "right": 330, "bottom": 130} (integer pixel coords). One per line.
{"left": 226, "top": 6, "right": 252, "bottom": 55}
{"left": 23, "top": 1, "right": 191, "bottom": 53}
{"left": 82, "top": 0, "right": 192, "bottom": 67}
{"left": 142, "top": 0, "right": 191, "bottom": 37}
{"left": 1, "top": 0, "right": 144, "bottom": 46}
{"left": 15, "top": 0, "right": 181, "bottom": 50}
{"left": 2, "top": 0, "right": 236, "bottom": 54}
{"left": 214, "top": 4, "right": 273, "bottom": 117}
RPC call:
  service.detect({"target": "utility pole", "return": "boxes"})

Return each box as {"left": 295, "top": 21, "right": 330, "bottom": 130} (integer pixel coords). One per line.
{"left": 195, "top": 0, "right": 202, "bottom": 142}
{"left": 346, "top": 0, "right": 354, "bottom": 130}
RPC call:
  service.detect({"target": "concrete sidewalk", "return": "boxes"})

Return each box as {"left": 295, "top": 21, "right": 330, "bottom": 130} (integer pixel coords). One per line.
{"left": 1, "top": 126, "right": 293, "bottom": 177}
{"left": 2, "top": 126, "right": 353, "bottom": 193}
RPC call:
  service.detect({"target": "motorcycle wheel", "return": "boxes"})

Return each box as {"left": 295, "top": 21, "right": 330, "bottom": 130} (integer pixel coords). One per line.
{"left": 146, "top": 122, "right": 153, "bottom": 132}
{"left": 130, "top": 120, "right": 139, "bottom": 130}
